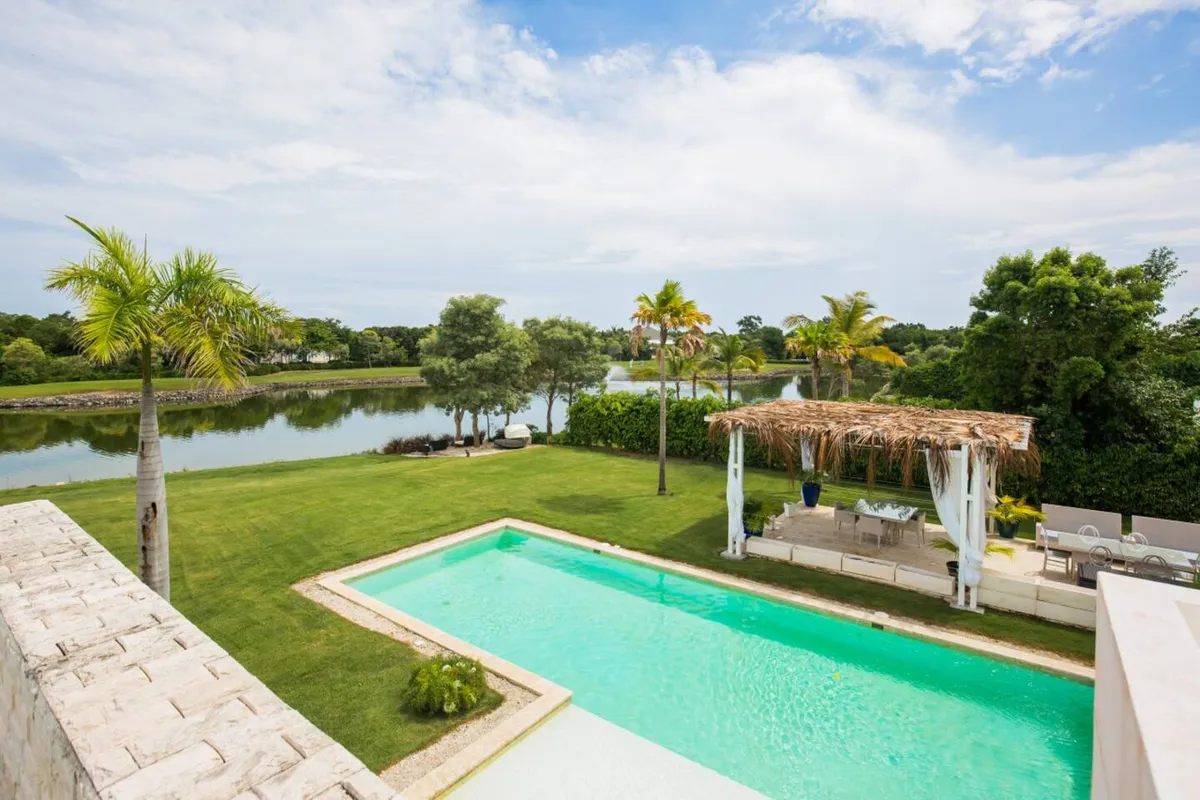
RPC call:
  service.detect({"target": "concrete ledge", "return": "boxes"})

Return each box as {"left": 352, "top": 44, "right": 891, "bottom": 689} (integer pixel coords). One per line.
{"left": 979, "top": 570, "right": 1040, "bottom": 599}
{"left": 895, "top": 565, "right": 954, "bottom": 597}
{"left": 1035, "top": 600, "right": 1095, "bottom": 629}
{"left": 976, "top": 587, "right": 1039, "bottom": 616}
{"left": 840, "top": 554, "right": 897, "bottom": 582}
{"left": 744, "top": 537, "right": 792, "bottom": 562}
{"left": 791, "top": 543, "right": 845, "bottom": 572}
{"left": 1037, "top": 582, "right": 1096, "bottom": 612}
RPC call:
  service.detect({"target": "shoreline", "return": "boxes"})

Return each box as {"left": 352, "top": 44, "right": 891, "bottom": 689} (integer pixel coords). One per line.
{"left": 0, "top": 366, "right": 809, "bottom": 411}
{"left": 0, "top": 375, "right": 426, "bottom": 410}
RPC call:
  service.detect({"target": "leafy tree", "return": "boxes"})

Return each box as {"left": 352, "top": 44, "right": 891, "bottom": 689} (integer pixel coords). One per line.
{"left": 630, "top": 280, "right": 711, "bottom": 495}
{"left": 359, "top": 329, "right": 383, "bottom": 367}
{"left": 755, "top": 325, "right": 787, "bottom": 361}
{"left": 420, "top": 295, "right": 533, "bottom": 445}
{"left": 299, "top": 317, "right": 345, "bottom": 357}
{"left": 736, "top": 315, "right": 762, "bottom": 336}
{"left": 784, "top": 320, "right": 849, "bottom": 400}
{"left": 785, "top": 291, "right": 904, "bottom": 397}
{"left": 892, "top": 359, "right": 964, "bottom": 402}
{"left": 704, "top": 329, "right": 765, "bottom": 403}
{"left": 45, "top": 217, "right": 290, "bottom": 599}
{"left": 1, "top": 337, "right": 47, "bottom": 384}
{"left": 524, "top": 316, "right": 609, "bottom": 435}
{"left": 1142, "top": 246, "right": 1185, "bottom": 314}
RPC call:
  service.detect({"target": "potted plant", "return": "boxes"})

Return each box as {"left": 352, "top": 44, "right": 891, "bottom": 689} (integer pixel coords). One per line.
{"left": 929, "top": 537, "right": 1016, "bottom": 578}
{"left": 800, "top": 469, "right": 826, "bottom": 508}
{"left": 986, "top": 496, "right": 1045, "bottom": 540}
{"left": 742, "top": 496, "right": 768, "bottom": 537}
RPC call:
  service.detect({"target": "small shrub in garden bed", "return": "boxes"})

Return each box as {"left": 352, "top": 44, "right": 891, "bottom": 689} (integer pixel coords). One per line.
{"left": 381, "top": 434, "right": 454, "bottom": 455}
{"left": 401, "top": 656, "right": 487, "bottom": 716}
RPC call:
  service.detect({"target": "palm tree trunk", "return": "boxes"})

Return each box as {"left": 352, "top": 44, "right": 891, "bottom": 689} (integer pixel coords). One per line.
{"left": 545, "top": 389, "right": 556, "bottom": 436}
{"left": 726, "top": 366, "right": 733, "bottom": 404}
{"left": 136, "top": 350, "right": 170, "bottom": 600}
{"left": 675, "top": 377, "right": 681, "bottom": 397}
{"left": 691, "top": 375, "right": 697, "bottom": 398}
{"left": 842, "top": 365, "right": 851, "bottom": 397}
{"left": 810, "top": 357, "right": 820, "bottom": 400}
{"left": 657, "top": 329, "right": 668, "bottom": 495}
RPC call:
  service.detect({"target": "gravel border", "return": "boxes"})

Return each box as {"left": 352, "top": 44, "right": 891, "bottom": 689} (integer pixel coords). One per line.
{"left": 293, "top": 580, "right": 535, "bottom": 794}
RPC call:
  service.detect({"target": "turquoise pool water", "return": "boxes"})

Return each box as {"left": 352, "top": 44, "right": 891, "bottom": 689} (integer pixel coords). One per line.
{"left": 349, "top": 530, "right": 1093, "bottom": 799}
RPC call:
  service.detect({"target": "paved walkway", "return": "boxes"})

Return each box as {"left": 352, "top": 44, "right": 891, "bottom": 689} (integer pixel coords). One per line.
{"left": 449, "top": 706, "right": 766, "bottom": 799}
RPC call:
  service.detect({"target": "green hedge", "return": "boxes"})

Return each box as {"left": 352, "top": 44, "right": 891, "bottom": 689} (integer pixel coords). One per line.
{"left": 1038, "top": 443, "right": 1200, "bottom": 522}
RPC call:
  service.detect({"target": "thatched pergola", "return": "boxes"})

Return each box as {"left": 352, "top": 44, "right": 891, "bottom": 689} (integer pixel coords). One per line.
{"left": 705, "top": 400, "right": 1038, "bottom": 611}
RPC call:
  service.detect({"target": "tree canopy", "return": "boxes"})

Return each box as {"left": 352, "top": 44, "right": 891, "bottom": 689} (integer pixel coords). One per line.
{"left": 524, "top": 316, "right": 609, "bottom": 435}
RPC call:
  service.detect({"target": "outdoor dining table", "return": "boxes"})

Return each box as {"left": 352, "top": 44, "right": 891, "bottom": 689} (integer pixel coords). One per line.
{"left": 1044, "top": 530, "right": 1199, "bottom": 574}
{"left": 853, "top": 498, "right": 920, "bottom": 523}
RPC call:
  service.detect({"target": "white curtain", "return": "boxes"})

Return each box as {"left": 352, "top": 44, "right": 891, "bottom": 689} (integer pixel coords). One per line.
{"left": 926, "top": 449, "right": 964, "bottom": 548}
{"left": 800, "top": 435, "right": 815, "bottom": 472}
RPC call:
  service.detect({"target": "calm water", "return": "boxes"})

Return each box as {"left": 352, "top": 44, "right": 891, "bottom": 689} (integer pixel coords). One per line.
{"left": 0, "top": 368, "right": 871, "bottom": 488}
{"left": 350, "top": 529, "right": 1094, "bottom": 799}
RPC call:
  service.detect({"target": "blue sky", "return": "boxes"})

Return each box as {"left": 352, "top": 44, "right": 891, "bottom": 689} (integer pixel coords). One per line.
{"left": 1, "top": 0, "right": 1198, "bottom": 328}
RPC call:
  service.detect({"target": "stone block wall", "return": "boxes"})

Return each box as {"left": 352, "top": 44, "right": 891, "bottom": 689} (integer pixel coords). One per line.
{"left": 0, "top": 499, "right": 397, "bottom": 800}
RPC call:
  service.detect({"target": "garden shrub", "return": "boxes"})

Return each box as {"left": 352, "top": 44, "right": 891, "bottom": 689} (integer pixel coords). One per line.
{"left": 381, "top": 434, "right": 454, "bottom": 454}
{"left": 401, "top": 656, "right": 487, "bottom": 716}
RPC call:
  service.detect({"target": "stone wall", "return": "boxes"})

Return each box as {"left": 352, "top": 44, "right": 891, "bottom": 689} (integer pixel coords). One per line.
{"left": 0, "top": 499, "right": 396, "bottom": 800}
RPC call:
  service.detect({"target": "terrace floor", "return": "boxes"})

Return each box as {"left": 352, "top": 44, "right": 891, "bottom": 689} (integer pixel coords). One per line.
{"left": 452, "top": 706, "right": 766, "bottom": 799}
{"left": 764, "top": 505, "right": 1074, "bottom": 585}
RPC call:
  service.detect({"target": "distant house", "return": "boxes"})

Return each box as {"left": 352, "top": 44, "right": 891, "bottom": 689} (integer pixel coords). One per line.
{"left": 264, "top": 350, "right": 336, "bottom": 365}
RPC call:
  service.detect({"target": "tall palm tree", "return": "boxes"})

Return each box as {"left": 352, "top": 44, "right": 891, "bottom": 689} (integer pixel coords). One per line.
{"left": 784, "top": 320, "right": 850, "bottom": 400}
{"left": 704, "top": 329, "right": 765, "bottom": 403}
{"left": 784, "top": 291, "right": 905, "bottom": 398}
{"left": 631, "top": 280, "right": 711, "bottom": 495}
{"left": 46, "top": 217, "right": 290, "bottom": 600}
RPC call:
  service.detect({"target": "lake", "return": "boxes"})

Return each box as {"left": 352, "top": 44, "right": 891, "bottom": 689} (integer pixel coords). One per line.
{"left": 0, "top": 368, "right": 881, "bottom": 488}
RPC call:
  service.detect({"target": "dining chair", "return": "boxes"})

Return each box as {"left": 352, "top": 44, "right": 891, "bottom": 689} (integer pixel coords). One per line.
{"left": 857, "top": 516, "right": 886, "bottom": 548}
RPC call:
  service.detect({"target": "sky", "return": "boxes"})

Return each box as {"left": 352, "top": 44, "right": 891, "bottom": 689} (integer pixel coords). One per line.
{"left": 1, "top": 1, "right": 1199, "bottom": 330}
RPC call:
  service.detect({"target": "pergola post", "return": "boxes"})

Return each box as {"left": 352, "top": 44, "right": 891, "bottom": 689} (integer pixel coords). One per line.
{"left": 956, "top": 444, "right": 970, "bottom": 608}
{"left": 721, "top": 425, "right": 746, "bottom": 560}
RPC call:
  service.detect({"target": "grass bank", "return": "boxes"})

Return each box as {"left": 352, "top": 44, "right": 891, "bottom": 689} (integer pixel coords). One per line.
{"left": 0, "top": 366, "right": 423, "bottom": 399}
{"left": 0, "top": 447, "right": 1093, "bottom": 771}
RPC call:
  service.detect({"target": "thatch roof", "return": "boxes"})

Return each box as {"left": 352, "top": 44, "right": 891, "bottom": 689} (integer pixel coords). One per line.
{"left": 706, "top": 400, "right": 1038, "bottom": 489}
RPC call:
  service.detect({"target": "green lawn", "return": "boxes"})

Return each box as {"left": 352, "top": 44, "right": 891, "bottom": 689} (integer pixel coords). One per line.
{"left": 0, "top": 447, "right": 1093, "bottom": 771}
{"left": 0, "top": 366, "right": 422, "bottom": 399}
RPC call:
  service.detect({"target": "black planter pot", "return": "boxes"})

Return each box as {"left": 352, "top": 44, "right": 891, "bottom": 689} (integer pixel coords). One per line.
{"left": 996, "top": 520, "right": 1019, "bottom": 539}
{"left": 945, "top": 560, "right": 959, "bottom": 579}
{"left": 801, "top": 482, "right": 822, "bottom": 508}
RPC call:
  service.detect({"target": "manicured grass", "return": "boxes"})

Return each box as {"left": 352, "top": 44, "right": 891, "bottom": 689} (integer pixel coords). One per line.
{"left": 0, "top": 366, "right": 422, "bottom": 399}
{"left": 0, "top": 447, "right": 1093, "bottom": 771}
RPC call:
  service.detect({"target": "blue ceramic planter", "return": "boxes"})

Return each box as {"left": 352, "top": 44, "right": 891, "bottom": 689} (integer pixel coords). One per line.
{"left": 801, "top": 482, "right": 822, "bottom": 508}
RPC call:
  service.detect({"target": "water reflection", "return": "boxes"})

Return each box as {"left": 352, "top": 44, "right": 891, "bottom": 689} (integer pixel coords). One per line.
{"left": 0, "top": 369, "right": 883, "bottom": 487}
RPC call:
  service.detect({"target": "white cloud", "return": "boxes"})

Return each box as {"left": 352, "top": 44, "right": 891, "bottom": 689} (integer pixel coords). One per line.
{"left": 799, "top": 1, "right": 1200, "bottom": 78}
{"left": 1039, "top": 62, "right": 1091, "bottom": 86}
{"left": 0, "top": 0, "right": 1197, "bottom": 326}
{"left": 1138, "top": 72, "right": 1165, "bottom": 89}
{"left": 1095, "top": 91, "right": 1116, "bottom": 110}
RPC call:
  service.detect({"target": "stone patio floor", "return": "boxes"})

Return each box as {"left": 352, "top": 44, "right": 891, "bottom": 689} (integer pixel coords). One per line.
{"left": 764, "top": 505, "right": 1074, "bottom": 585}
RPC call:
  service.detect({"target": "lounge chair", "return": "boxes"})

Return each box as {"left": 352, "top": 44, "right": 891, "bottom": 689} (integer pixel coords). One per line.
{"left": 1036, "top": 504, "right": 1122, "bottom": 549}
{"left": 1131, "top": 515, "right": 1200, "bottom": 554}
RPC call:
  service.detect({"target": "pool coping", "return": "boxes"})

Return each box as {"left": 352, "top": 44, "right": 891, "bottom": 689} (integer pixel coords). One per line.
{"left": 317, "top": 517, "right": 1095, "bottom": 796}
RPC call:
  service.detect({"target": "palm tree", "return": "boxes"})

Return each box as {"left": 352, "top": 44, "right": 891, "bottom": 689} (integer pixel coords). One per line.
{"left": 631, "top": 280, "right": 711, "bottom": 495}
{"left": 783, "top": 320, "right": 849, "bottom": 400}
{"left": 704, "top": 329, "right": 765, "bottom": 403}
{"left": 46, "top": 217, "right": 290, "bottom": 600}
{"left": 784, "top": 291, "right": 905, "bottom": 398}
{"left": 632, "top": 347, "right": 720, "bottom": 398}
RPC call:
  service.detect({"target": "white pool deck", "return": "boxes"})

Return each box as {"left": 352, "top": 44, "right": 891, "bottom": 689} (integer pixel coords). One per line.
{"left": 449, "top": 706, "right": 766, "bottom": 800}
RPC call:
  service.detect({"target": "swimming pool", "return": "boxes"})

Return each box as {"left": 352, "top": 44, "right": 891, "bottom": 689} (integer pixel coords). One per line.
{"left": 348, "top": 529, "right": 1093, "bottom": 799}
